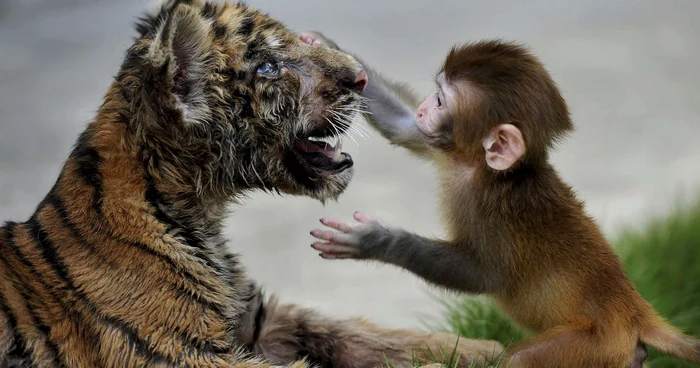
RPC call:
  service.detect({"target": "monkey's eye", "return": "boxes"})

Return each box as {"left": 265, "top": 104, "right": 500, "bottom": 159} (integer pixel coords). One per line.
{"left": 436, "top": 93, "right": 442, "bottom": 107}
{"left": 256, "top": 62, "right": 281, "bottom": 78}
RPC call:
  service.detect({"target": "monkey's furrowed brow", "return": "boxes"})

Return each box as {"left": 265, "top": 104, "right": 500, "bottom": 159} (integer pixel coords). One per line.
{"left": 436, "top": 83, "right": 445, "bottom": 95}
{"left": 435, "top": 73, "right": 447, "bottom": 92}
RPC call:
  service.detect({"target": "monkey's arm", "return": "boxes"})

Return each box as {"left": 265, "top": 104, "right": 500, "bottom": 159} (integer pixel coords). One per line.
{"left": 301, "top": 32, "right": 432, "bottom": 157}
{"left": 360, "top": 70, "right": 432, "bottom": 156}
{"left": 311, "top": 212, "right": 492, "bottom": 293}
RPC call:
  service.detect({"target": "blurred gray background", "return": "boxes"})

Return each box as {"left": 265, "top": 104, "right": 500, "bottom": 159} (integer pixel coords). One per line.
{"left": 0, "top": 0, "right": 698, "bottom": 330}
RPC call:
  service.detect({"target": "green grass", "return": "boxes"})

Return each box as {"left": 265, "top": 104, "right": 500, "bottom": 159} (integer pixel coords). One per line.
{"left": 439, "top": 197, "right": 700, "bottom": 367}
{"left": 394, "top": 334, "right": 506, "bottom": 368}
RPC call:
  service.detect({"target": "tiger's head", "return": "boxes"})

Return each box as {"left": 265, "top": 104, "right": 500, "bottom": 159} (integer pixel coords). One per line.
{"left": 119, "top": 0, "right": 366, "bottom": 205}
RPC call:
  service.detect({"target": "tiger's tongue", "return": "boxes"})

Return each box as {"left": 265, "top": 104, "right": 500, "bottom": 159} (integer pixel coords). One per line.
{"left": 298, "top": 139, "right": 343, "bottom": 161}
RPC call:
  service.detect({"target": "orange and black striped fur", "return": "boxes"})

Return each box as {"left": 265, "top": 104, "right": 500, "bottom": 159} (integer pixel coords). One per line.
{"left": 0, "top": 0, "right": 502, "bottom": 367}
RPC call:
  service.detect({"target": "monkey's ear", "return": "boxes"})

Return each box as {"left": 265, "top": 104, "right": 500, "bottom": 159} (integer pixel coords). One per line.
{"left": 483, "top": 124, "right": 525, "bottom": 171}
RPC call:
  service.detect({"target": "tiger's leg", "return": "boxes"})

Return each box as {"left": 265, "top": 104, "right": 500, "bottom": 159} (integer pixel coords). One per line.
{"left": 236, "top": 289, "right": 503, "bottom": 368}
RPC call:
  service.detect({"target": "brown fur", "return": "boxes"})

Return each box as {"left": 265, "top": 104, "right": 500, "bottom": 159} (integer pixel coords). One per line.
{"left": 240, "top": 296, "right": 500, "bottom": 367}
{"left": 438, "top": 41, "right": 700, "bottom": 367}
{"left": 0, "top": 2, "right": 499, "bottom": 367}
{"left": 441, "top": 42, "right": 572, "bottom": 166}
{"left": 307, "top": 34, "right": 700, "bottom": 367}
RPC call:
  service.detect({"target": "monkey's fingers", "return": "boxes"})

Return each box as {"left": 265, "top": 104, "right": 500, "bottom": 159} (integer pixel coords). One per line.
{"left": 319, "top": 218, "right": 353, "bottom": 233}
{"left": 298, "top": 31, "right": 339, "bottom": 49}
{"left": 310, "top": 229, "right": 354, "bottom": 245}
{"left": 311, "top": 242, "right": 359, "bottom": 255}
{"left": 352, "top": 211, "right": 372, "bottom": 224}
{"left": 299, "top": 32, "right": 323, "bottom": 46}
{"left": 319, "top": 252, "right": 356, "bottom": 260}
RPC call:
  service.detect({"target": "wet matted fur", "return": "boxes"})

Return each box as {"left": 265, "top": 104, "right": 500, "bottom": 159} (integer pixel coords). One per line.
{"left": 0, "top": 0, "right": 502, "bottom": 366}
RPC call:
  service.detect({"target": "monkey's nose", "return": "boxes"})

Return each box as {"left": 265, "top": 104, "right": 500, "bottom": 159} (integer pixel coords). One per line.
{"left": 352, "top": 70, "right": 368, "bottom": 93}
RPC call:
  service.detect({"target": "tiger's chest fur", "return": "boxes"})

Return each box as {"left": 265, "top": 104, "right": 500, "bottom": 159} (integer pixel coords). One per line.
{"left": 0, "top": 216, "right": 251, "bottom": 367}
{"left": 0, "top": 130, "right": 254, "bottom": 367}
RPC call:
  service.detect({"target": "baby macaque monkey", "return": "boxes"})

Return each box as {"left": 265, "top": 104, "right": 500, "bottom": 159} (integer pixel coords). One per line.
{"left": 303, "top": 32, "right": 700, "bottom": 367}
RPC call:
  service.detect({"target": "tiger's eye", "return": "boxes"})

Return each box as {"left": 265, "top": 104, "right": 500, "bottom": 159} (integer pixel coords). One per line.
{"left": 256, "top": 62, "right": 280, "bottom": 78}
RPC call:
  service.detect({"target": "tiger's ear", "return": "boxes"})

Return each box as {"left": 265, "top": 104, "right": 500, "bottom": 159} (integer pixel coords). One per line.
{"left": 137, "top": 0, "right": 206, "bottom": 38}
{"left": 148, "top": 3, "right": 212, "bottom": 123}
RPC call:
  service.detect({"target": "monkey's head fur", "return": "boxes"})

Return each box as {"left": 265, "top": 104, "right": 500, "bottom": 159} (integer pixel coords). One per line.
{"left": 116, "top": 0, "right": 365, "bottom": 208}
{"left": 439, "top": 40, "right": 574, "bottom": 167}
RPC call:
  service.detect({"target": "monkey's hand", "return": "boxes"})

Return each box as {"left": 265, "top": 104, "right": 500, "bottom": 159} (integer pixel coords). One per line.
{"left": 300, "top": 31, "right": 431, "bottom": 158}
{"left": 299, "top": 31, "right": 341, "bottom": 51}
{"left": 310, "top": 211, "right": 392, "bottom": 260}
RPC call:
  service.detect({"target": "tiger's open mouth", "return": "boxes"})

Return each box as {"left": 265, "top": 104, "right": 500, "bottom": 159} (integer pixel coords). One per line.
{"left": 294, "top": 135, "right": 353, "bottom": 173}
{"left": 284, "top": 119, "right": 355, "bottom": 189}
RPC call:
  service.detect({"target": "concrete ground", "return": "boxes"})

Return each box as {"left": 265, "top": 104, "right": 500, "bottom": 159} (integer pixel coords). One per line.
{"left": 1, "top": 0, "right": 698, "bottom": 331}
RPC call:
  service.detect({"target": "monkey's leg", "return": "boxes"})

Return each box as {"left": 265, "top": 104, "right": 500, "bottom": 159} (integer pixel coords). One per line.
{"left": 504, "top": 325, "right": 642, "bottom": 368}
{"left": 237, "top": 293, "right": 502, "bottom": 368}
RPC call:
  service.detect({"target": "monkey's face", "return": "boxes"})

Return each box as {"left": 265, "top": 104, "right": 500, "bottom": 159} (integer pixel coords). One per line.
{"left": 415, "top": 73, "right": 457, "bottom": 148}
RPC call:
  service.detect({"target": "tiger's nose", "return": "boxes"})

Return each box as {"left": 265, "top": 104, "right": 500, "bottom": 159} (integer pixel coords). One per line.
{"left": 352, "top": 70, "right": 368, "bottom": 93}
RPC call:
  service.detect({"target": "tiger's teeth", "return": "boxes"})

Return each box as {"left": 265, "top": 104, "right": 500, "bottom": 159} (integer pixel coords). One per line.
{"left": 332, "top": 149, "right": 341, "bottom": 162}
{"left": 332, "top": 138, "right": 342, "bottom": 162}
